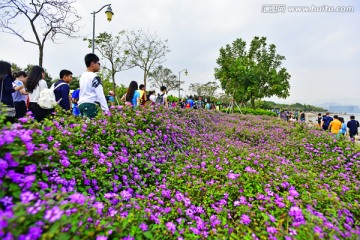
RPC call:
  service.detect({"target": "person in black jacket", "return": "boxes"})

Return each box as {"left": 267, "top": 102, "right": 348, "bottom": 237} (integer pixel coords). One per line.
{"left": 347, "top": 116, "right": 359, "bottom": 140}
{"left": 54, "top": 70, "right": 73, "bottom": 111}
{"left": 0, "top": 61, "right": 16, "bottom": 123}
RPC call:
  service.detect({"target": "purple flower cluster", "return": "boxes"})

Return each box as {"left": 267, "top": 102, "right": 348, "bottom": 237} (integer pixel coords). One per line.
{"left": 0, "top": 107, "right": 359, "bottom": 239}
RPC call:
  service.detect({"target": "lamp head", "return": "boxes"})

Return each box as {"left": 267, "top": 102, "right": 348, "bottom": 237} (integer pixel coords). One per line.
{"left": 105, "top": 5, "right": 114, "bottom": 22}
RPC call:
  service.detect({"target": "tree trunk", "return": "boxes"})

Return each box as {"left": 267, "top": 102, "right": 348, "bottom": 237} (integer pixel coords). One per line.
{"left": 39, "top": 45, "right": 43, "bottom": 67}
{"left": 111, "top": 64, "right": 116, "bottom": 98}
{"left": 143, "top": 70, "right": 147, "bottom": 89}
{"left": 112, "top": 75, "right": 116, "bottom": 98}
{"left": 250, "top": 96, "right": 255, "bottom": 109}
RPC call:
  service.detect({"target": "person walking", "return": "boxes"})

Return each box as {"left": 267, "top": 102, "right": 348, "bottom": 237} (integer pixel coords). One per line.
{"left": 179, "top": 98, "right": 185, "bottom": 108}
{"left": 155, "top": 86, "right": 168, "bottom": 108}
{"left": 148, "top": 90, "right": 156, "bottom": 104}
{"left": 185, "top": 95, "right": 194, "bottom": 109}
{"left": 71, "top": 89, "right": 80, "bottom": 116}
{"left": 78, "top": 53, "right": 108, "bottom": 118}
{"left": 121, "top": 81, "right": 140, "bottom": 108}
{"left": 321, "top": 112, "right": 333, "bottom": 131}
{"left": 328, "top": 115, "right": 342, "bottom": 137}
{"left": 299, "top": 111, "right": 305, "bottom": 122}
{"left": 317, "top": 113, "right": 322, "bottom": 129}
{"left": 138, "top": 84, "right": 147, "bottom": 105}
{"left": 0, "top": 61, "right": 16, "bottom": 123}
{"left": 54, "top": 69, "right": 73, "bottom": 111}
{"left": 106, "top": 91, "right": 115, "bottom": 106}
{"left": 338, "top": 117, "right": 346, "bottom": 136}
{"left": 347, "top": 115, "right": 359, "bottom": 140}
{"left": 12, "top": 71, "right": 28, "bottom": 119}
{"left": 27, "top": 66, "right": 53, "bottom": 121}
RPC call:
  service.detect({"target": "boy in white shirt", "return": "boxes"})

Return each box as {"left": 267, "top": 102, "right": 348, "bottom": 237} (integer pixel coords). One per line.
{"left": 78, "top": 53, "right": 108, "bottom": 118}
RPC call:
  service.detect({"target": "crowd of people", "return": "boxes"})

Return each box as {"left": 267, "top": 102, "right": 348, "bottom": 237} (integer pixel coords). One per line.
{"left": 4, "top": 54, "right": 358, "bottom": 142}
{"left": 278, "top": 110, "right": 359, "bottom": 140}
{"left": 0, "top": 60, "right": 75, "bottom": 122}
{"left": 318, "top": 112, "right": 359, "bottom": 140}
{"left": 0, "top": 54, "right": 218, "bottom": 124}
{"left": 279, "top": 110, "right": 306, "bottom": 122}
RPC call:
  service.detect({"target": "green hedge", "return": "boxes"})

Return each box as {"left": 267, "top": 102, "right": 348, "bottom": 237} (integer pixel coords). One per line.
{"left": 221, "top": 108, "right": 277, "bottom": 117}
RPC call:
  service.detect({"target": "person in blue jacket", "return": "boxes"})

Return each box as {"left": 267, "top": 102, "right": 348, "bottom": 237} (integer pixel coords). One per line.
{"left": 71, "top": 89, "right": 80, "bottom": 116}
{"left": 321, "top": 112, "right": 333, "bottom": 131}
{"left": 0, "top": 61, "right": 16, "bottom": 123}
{"left": 54, "top": 69, "right": 73, "bottom": 111}
{"left": 185, "top": 96, "right": 195, "bottom": 108}
{"left": 347, "top": 116, "right": 360, "bottom": 140}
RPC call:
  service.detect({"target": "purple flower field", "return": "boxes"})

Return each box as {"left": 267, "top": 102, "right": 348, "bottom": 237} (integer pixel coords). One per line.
{"left": 0, "top": 106, "right": 359, "bottom": 239}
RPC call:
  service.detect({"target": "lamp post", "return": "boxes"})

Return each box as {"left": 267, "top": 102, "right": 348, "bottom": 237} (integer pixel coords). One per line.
{"left": 92, "top": 4, "right": 114, "bottom": 53}
{"left": 178, "top": 69, "right": 188, "bottom": 100}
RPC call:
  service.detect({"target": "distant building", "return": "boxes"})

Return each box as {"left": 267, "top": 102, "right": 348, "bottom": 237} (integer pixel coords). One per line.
{"left": 329, "top": 105, "right": 360, "bottom": 113}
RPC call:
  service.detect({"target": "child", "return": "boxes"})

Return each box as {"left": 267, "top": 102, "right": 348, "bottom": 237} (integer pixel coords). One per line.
{"left": 339, "top": 117, "right": 346, "bottom": 136}
{"left": 317, "top": 113, "right": 322, "bottom": 129}
{"left": 71, "top": 89, "right": 80, "bottom": 116}
{"left": 78, "top": 53, "right": 108, "bottom": 118}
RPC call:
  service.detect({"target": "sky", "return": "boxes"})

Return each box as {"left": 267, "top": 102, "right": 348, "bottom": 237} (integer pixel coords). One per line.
{"left": 0, "top": 0, "right": 359, "bottom": 107}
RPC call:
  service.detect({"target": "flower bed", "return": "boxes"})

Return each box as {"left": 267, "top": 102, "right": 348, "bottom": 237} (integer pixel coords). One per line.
{"left": 0, "top": 107, "right": 359, "bottom": 239}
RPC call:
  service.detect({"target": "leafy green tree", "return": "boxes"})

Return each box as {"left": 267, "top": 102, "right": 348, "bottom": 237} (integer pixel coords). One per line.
{"left": 214, "top": 37, "right": 291, "bottom": 109}
{"left": 148, "top": 65, "right": 181, "bottom": 92}
{"left": 97, "top": 69, "right": 127, "bottom": 104}
{"left": 10, "top": 63, "right": 22, "bottom": 73}
{"left": 69, "top": 76, "right": 79, "bottom": 90}
{"left": 126, "top": 29, "right": 170, "bottom": 88}
{"left": 84, "top": 31, "right": 131, "bottom": 97}
{"left": 0, "top": 0, "right": 81, "bottom": 66}
{"left": 259, "top": 100, "right": 327, "bottom": 112}
{"left": 167, "top": 95, "right": 179, "bottom": 103}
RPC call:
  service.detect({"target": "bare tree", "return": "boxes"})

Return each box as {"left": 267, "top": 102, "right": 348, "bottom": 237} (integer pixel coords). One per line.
{"left": 84, "top": 31, "right": 132, "bottom": 97}
{"left": 188, "top": 83, "right": 204, "bottom": 97}
{"left": 126, "top": 29, "right": 170, "bottom": 88}
{"left": 148, "top": 65, "right": 183, "bottom": 92}
{"left": 0, "top": 0, "right": 81, "bottom": 66}
{"left": 189, "top": 81, "right": 220, "bottom": 98}
{"left": 203, "top": 81, "right": 219, "bottom": 97}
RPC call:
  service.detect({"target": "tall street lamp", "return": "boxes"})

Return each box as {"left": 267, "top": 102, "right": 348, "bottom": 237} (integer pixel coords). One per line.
{"left": 92, "top": 4, "right": 114, "bottom": 53}
{"left": 178, "top": 69, "right": 188, "bottom": 100}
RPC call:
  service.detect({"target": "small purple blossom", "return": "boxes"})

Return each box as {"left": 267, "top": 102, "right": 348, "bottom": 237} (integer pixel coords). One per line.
{"left": 267, "top": 226, "right": 277, "bottom": 234}
{"left": 241, "top": 214, "right": 251, "bottom": 225}
{"left": 24, "top": 164, "right": 37, "bottom": 174}
{"left": 139, "top": 222, "right": 148, "bottom": 231}
{"left": 44, "top": 206, "right": 63, "bottom": 222}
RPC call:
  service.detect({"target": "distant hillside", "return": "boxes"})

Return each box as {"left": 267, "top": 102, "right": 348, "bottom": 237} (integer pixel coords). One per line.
{"left": 260, "top": 101, "right": 327, "bottom": 112}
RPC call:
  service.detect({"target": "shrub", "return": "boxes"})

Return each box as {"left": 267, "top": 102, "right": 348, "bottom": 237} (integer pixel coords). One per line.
{"left": 0, "top": 107, "right": 359, "bottom": 239}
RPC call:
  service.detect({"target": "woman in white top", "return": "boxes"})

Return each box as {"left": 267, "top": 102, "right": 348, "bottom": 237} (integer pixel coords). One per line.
{"left": 148, "top": 91, "right": 157, "bottom": 103}
{"left": 26, "top": 66, "right": 53, "bottom": 121}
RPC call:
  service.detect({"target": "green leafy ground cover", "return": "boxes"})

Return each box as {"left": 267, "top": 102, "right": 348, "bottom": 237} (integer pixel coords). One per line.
{"left": 0, "top": 107, "right": 359, "bottom": 239}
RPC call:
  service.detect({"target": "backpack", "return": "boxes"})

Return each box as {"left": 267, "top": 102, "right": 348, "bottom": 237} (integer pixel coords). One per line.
{"left": 38, "top": 82, "right": 67, "bottom": 109}
{"left": 155, "top": 93, "right": 165, "bottom": 104}
{"left": 185, "top": 102, "right": 190, "bottom": 109}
